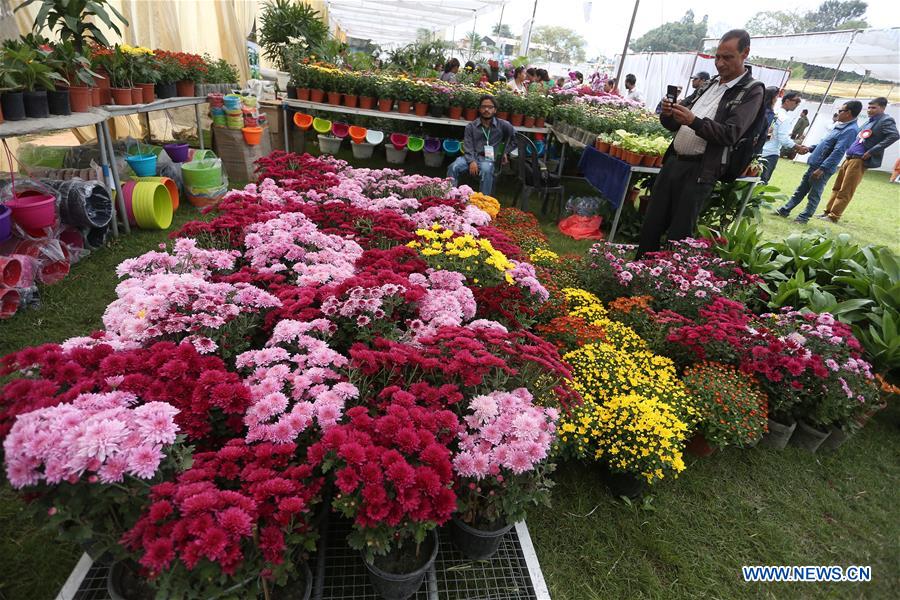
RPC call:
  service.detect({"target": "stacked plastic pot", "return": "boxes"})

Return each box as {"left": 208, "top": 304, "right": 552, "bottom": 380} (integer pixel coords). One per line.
{"left": 181, "top": 151, "right": 227, "bottom": 207}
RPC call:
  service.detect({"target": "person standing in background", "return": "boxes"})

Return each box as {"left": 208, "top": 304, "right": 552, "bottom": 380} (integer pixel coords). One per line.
{"left": 791, "top": 108, "right": 810, "bottom": 141}
{"left": 624, "top": 73, "right": 645, "bottom": 105}
{"left": 440, "top": 58, "right": 460, "bottom": 83}
{"left": 775, "top": 101, "right": 862, "bottom": 223}
{"left": 760, "top": 90, "right": 804, "bottom": 183}
{"left": 818, "top": 96, "right": 899, "bottom": 222}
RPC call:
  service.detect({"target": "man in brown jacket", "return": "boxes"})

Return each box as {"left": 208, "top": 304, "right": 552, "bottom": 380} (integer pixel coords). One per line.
{"left": 636, "top": 29, "right": 764, "bottom": 257}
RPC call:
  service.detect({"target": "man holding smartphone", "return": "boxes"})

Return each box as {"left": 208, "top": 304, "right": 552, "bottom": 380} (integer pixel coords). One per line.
{"left": 635, "top": 29, "right": 764, "bottom": 258}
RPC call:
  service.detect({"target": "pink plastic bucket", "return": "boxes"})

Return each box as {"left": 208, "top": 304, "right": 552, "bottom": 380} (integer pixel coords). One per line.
{"left": 6, "top": 191, "right": 57, "bottom": 229}
{"left": 0, "top": 255, "right": 22, "bottom": 286}
{"left": 0, "top": 287, "right": 20, "bottom": 319}
{"left": 123, "top": 181, "right": 138, "bottom": 225}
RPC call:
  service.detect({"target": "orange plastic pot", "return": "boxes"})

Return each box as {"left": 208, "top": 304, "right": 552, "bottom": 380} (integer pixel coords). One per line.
{"left": 414, "top": 102, "right": 428, "bottom": 116}
{"left": 596, "top": 141, "right": 610, "bottom": 153}
{"left": 497, "top": 111, "right": 509, "bottom": 121}
{"left": 359, "top": 96, "right": 375, "bottom": 110}
{"left": 641, "top": 153, "right": 655, "bottom": 167}
{"left": 242, "top": 126, "right": 264, "bottom": 145}
{"left": 310, "top": 89, "right": 325, "bottom": 103}
{"left": 349, "top": 126, "right": 367, "bottom": 144}
{"left": 138, "top": 83, "right": 155, "bottom": 103}
{"left": 397, "top": 100, "right": 412, "bottom": 113}
{"left": 296, "top": 87, "right": 310, "bottom": 101}
{"left": 91, "top": 86, "right": 101, "bottom": 106}
{"left": 69, "top": 86, "right": 91, "bottom": 112}
{"left": 523, "top": 116, "right": 536, "bottom": 128}
{"left": 293, "top": 113, "right": 313, "bottom": 131}
{"left": 111, "top": 87, "right": 133, "bottom": 105}
{"left": 535, "top": 117, "right": 546, "bottom": 127}
{"left": 130, "top": 87, "right": 143, "bottom": 104}
{"left": 464, "top": 108, "right": 477, "bottom": 120}
{"left": 448, "top": 105, "right": 463, "bottom": 120}
{"left": 343, "top": 94, "right": 358, "bottom": 108}
{"left": 176, "top": 80, "right": 196, "bottom": 97}
{"left": 327, "top": 91, "right": 341, "bottom": 105}
{"left": 377, "top": 98, "right": 393, "bottom": 112}
{"left": 509, "top": 113, "right": 524, "bottom": 126}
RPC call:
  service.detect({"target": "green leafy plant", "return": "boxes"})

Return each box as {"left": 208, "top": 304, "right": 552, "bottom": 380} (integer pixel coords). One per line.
{"left": 1, "top": 43, "right": 68, "bottom": 91}
{"left": 49, "top": 40, "right": 100, "bottom": 86}
{"left": 17, "top": 0, "right": 128, "bottom": 52}
{"left": 258, "top": 0, "right": 329, "bottom": 71}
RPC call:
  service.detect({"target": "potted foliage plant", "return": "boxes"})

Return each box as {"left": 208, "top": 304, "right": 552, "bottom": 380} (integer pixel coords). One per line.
{"left": 494, "top": 90, "right": 511, "bottom": 121}
{"left": 448, "top": 87, "right": 464, "bottom": 120}
{"left": 375, "top": 76, "right": 393, "bottom": 112}
{"left": 450, "top": 388, "right": 557, "bottom": 559}
{"left": 108, "top": 46, "right": 133, "bottom": 105}
{"left": 508, "top": 92, "right": 524, "bottom": 126}
{"left": 129, "top": 47, "right": 159, "bottom": 103}
{"left": 1, "top": 42, "right": 67, "bottom": 118}
{"left": 291, "top": 61, "right": 311, "bottom": 101}
{"left": 357, "top": 72, "right": 376, "bottom": 110}
{"left": 682, "top": 362, "right": 769, "bottom": 455}
{"left": 50, "top": 40, "right": 99, "bottom": 112}
{"left": 310, "top": 391, "right": 458, "bottom": 600}
{"left": 429, "top": 84, "right": 450, "bottom": 118}
{"left": 412, "top": 81, "right": 430, "bottom": 116}
{"left": 307, "top": 65, "right": 325, "bottom": 103}
{"left": 393, "top": 79, "right": 415, "bottom": 114}
{"left": 462, "top": 88, "right": 479, "bottom": 121}
{"left": 341, "top": 71, "right": 359, "bottom": 108}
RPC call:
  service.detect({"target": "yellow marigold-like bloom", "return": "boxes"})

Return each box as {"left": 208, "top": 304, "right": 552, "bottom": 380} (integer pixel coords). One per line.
{"left": 529, "top": 248, "right": 560, "bottom": 265}
{"left": 469, "top": 192, "right": 501, "bottom": 218}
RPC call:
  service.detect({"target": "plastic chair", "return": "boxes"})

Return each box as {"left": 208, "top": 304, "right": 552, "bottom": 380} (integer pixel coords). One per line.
{"left": 424, "top": 138, "right": 442, "bottom": 153}
{"left": 366, "top": 130, "right": 384, "bottom": 145}
{"left": 442, "top": 139, "right": 461, "bottom": 155}
{"left": 390, "top": 133, "right": 409, "bottom": 150}
{"left": 349, "top": 126, "right": 368, "bottom": 144}
{"left": 331, "top": 122, "right": 349, "bottom": 138}
{"left": 293, "top": 113, "right": 313, "bottom": 130}
{"left": 407, "top": 136, "right": 424, "bottom": 152}
{"left": 313, "top": 117, "right": 332, "bottom": 134}
{"left": 514, "top": 132, "right": 564, "bottom": 220}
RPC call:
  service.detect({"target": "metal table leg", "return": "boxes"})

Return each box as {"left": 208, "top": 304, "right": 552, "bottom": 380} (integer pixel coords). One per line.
{"left": 95, "top": 123, "right": 119, "bottom": 238}
{"left": 194, "top": 103, "right": 204, "bottom": 150}
{"left": 101, "top": 120, "right": 130, "bottom": 234}
{"left": 143, "top": 112, "right": 152, "bottom": 144}
{"left": 283, "top": 103, "right": 291, "bottom": 152}
{"left": 608, "top": 171, "right": 633, "bottom": 244}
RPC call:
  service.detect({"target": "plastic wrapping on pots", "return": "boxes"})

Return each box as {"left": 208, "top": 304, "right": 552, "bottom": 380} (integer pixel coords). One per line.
{"left": 0, "top": 179, "right": 59, "bottom": 233}
{"left": 42, "top": 179, "right": 113, "bottom": 229}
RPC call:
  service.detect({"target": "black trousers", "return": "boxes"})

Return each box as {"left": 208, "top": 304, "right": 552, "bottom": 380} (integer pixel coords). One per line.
{"left": 635, "top": 157, "right": 714, "bottom": 258}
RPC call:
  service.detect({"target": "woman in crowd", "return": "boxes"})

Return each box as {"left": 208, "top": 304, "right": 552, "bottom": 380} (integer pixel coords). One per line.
{"left": 440, "top": 57, "right": 460, "bottom": 82}
{"left": 508, "top": 66, "right": 528, "bottom": 94}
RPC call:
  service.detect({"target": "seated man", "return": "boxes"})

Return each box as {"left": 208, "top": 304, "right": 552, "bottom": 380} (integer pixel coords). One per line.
{"left": 447, "top": 94, "right": 516, "bottom": 195}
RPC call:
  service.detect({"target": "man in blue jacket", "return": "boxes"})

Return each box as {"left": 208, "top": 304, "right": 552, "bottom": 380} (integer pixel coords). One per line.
{"left": 776, "top": 100, "right": 862, "bottom": 223}
{"left": 818, "top": 96, "right": 900, "bottom": 222}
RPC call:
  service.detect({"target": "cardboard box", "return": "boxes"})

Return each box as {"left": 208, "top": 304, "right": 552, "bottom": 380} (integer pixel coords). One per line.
{"left": 212, "top": 125, "right": 272, "bottom": 184}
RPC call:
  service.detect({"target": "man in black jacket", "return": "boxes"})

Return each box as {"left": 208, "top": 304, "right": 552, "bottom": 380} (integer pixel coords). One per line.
{"left": 636, "top": 29, "right": 764, "bottom": 257}
{"left": 818, "top": 96, "right": 899, "bottom": 222}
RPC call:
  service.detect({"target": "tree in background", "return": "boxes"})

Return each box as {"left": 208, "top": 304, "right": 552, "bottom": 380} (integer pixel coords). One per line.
{"left": 746, "top": 1, "right": 868, "bottom": 35}
{"left": 492, "top": 23, "right": 515, "bottom": 38}
{"left": 630, "top": 10, "right": 708, "bottom": 53}
{"left": 531, "top": 26, "right": 586, "bottom": 63}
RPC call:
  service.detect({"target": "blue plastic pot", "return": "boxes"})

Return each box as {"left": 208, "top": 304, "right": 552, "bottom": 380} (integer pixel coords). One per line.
{"left": 125, "top": 154, "right": 157, "bottom": 177}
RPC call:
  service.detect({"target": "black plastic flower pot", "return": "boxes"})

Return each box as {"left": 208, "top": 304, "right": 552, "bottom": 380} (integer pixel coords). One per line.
{"left": 788, "top": 419, "right": 831, "bottom": 453}
{"left": 363, "top": 530, "right": 438, "bottom": 600}
{"left": 597, "top": 463, "right": 647, "bottom": 500}
{"left": 47, "top": 88, "right": 71, "bottom": 115}
{"left": 107, "top": 560, "right": 155, "bottom": 600}
{"left": 429, "top": 104, "right": 445, "bottom": 118}
{"left": 23, "top": 90, "right": 50, "bottom": 118}
{"left": 1, "top": 91, "right": 26, "bottom": 121}
{"left": 758, "top": 417, "right": 797, "bottom": 450}
{"left": 287, "top": 86, "right": 298, "bottom": 99}
{"left": 155, "top": 81, "right": 177, "bottom": 99}
{"left": 450, "top": 517, "right": 514, "bottom": 559}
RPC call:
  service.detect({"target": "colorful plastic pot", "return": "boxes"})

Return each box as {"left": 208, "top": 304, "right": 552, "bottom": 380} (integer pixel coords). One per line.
{"left": 242, "top": 126, "right": 264, "bottom": 145}
{"left": 190, "top": 149, "right": 217, "bottom": 161}
{"left": 223, "top": 94, "right": 241, "bottom": 110}
{"left": 331, "top": 122, "right": 349, "bottom": 139}
{"left": 135, "top": 176, "right": 179, "bottom": 210}
{"left": 0, "top": 255, "right": 22, "bottom": 287}
{"left": 349, "top": 126, "right": 368, "bottom": 144}
{"left": 313, "top": 117, "right": 332, "bottom": 134}
{"left": 132, "top": 181, "right": 173, "bottom": 229}
{"left": 390, "top": 133, "right": 409, "bottom": 151}
{"left": 6, "top": 192, "right": 57, "bottom": 230}
{"left": 163, "top": 142, "right": 190, "bottom": 163}
{"left": 365, "top": 130, "right": 384, "bottom": 145}
{"left": 293, "top": 113, "right": 313, "bottom": 131}
{"left": 0, "top": 205, "right": 11, "bottom": 243}
{"left": 59, "top": 227, "right": 85, "bottom": 253}
{"left": 122, "top": 180, "right": 138, "bottom": 225}
{"left": 317, "top": 135, "right": 343, "bottom": 155}
{"left": 0, "top": 288, "right": 20, "bottom": 319}
{"left": 125, "top": 153, "right": 157, "bottom": 177}
{"left": 424, "top": 138, "right": 442, "bottom": 153}
{"left": 407, "top": 136, "right": 424, "bottom": 152}
{"left": 182, "top": 159, "right": 223, "bottom": 188}
{"left": 442, "top": 139, "right": 461, "bottom": 155}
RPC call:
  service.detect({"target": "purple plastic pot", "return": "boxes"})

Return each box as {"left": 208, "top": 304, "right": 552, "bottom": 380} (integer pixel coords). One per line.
{"left": 424, "top": 137, "right": 442, "bottom": 153}
{"left": 0, "top": 205, "right": 11, "bottom": 243}
{"left": 163, "top": 143, "right": 190, "bottom": 163}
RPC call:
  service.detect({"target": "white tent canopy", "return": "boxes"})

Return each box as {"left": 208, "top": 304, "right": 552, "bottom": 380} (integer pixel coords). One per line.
{"left": 325, "top": 0, "right": 503, "bottom": 47}
{"left": 701, "top": 28, "right": 900, "bottom": 83}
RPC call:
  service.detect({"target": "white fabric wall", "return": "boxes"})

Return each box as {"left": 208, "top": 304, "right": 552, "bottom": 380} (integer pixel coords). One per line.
{"left": 614, "top": 52, "right": 790, "bottom": 110}
{"left": 792, "top": 98, "right": 900, "bottom": 173}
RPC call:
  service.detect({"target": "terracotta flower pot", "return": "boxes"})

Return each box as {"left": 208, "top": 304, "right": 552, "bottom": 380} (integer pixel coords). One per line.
{"left": 377, "top": 97, "right": 393, "bottom": 112}
{"left": 686, "top": 432, "right": 716, "bottom": 457}
{"left": 654, "top": 155, "right": 664, "bottom": 167}
{"left": 496, "top": 111, "right": 509, "bottom": 121}
{"left": 596, "top": 141, "right": 610, "bottom": 153}
{"left": 69, "top": 86, "right": 92, "bottom": 113}
{"left": 343, "top": 94, "right": 358, "bottom": 108}
{"left": 296, "top": 87, "right": 310, "bottom": 101}
{"left": 398, "top": 100, "right": 412, "bottom": 113}
{"left": 91, "top": 86, "right": 100, "bottom": 106}
{"left": 449, "top": 105, "right": 463, "bottom": 119}
{"left": 359, "top": 96, "right": 375, "bottom": 110}
{"left": 464, "top": 107, "right": 477, "bottom": 120}
{"left": 138, "top": 83, "right": 155, "bottom": 104}
{"left": 327, "top": 91, "right": 341, "bottom": 105}
{"left": 523, "top": 116, "right": 536, "bottom": 128}
{"left": 510, "top": 113, "right": 524, "bottom": 126}
{"left": 310, "top": 88, "right": 325, "bottom": 103}
{"left": 535, "top": 117, "right": 545, "bottom": 127}
{"left": 176, "top": 80, "right": 195, "bottom": 97}
{"left": 111, "top": 87, "right": 133, "bottom": 105}
{"left": 131, "top": 87, "right": 144, "bottom": 104}
{"left": 414, "top": 102, "right": 428, "bottom": 116}
{"left": 641, "top": 153, "right": 656, "bottom": 167}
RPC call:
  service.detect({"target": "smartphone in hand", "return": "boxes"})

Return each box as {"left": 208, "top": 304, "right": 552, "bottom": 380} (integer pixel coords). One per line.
{"left": 666, "top": 84, "right": 680, "bottom": 102}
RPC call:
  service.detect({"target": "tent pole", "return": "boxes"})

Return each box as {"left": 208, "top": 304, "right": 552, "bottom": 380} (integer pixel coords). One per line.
{"left": 805, "top": 30, "right": 858, "bottom": 143}
{"left": 685, "top": 40, "right": 702, "bottom": 98}
{"left": 524, "top": 0, "right": 538, "bottom": 57}
{"left": 614, "top": 0, "right": 640, "bottom": 94}
{"left": 854, "top": 70, "right": 870, "bottom": 98}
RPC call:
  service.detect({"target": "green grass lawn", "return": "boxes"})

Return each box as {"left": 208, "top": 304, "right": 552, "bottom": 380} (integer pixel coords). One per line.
{"left": 0, "top": 162, "right": 897, "bottom": 599}
{"left": 757, "top": 159, "right": 900, "bottom": 254}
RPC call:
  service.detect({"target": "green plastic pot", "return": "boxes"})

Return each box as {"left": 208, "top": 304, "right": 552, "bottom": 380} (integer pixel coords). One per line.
{"left": 182, "top": 159, "right": 223, "bottom": 188}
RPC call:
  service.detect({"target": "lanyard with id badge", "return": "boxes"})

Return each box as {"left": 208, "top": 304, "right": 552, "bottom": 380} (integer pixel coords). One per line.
{"left": 482, "top": 126, "right": 495, "bottom": 160}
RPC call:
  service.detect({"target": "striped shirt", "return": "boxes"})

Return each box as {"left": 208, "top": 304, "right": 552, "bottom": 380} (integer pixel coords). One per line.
{"left": 673, "top": 76, "right": 743, "bottom": 156}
